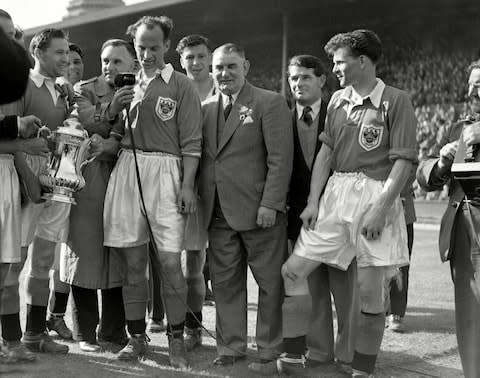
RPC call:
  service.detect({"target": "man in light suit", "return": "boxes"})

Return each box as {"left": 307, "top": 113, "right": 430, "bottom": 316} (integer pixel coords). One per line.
{"left": 198, "top": 43, "right": 293, "bottom": 365}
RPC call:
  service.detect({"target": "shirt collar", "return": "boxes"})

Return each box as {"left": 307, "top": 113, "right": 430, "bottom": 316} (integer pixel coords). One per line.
{"left": 30, "top": 69, "right": 55, "bottom": 88}
{"left": 339, "top": 78, "right": 386, "bottom": 109}
{"left": 296, "top": 97, "right": 322, "bottom": 120}
{"left": 139, "top": 63, "right": 174, "bottom": 84}
{"left": 221, "top": 91, "right": 240, "bottom": 108}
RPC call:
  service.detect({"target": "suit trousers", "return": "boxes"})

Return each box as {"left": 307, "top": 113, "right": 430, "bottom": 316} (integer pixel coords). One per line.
{"left": 389, "top": 223, "right": 414, "bottom": 316}
{"left": 71, "top": 285, "right": 125, "bottom": 343}
{"left": 451, "top": 204, "right": 480, "bottom": 378}
{"left": 208, "top": 209, "right": 287, "bottom": 359}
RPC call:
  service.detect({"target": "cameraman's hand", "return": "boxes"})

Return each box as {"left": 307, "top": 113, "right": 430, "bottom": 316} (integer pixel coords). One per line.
{"left": 18, "top": 115, "right": 42, "bottom": 138}
{"left": 438, "top": 140, "right": 459, "bottom": 171}
{"left": 20, "top": 138, "right": 49, "bottom": 157}
{"left": 464, "top": 122, "right": 480, "bottom": 146}
{"left": 110, "top": 85, "right": 135, "bottom": 115}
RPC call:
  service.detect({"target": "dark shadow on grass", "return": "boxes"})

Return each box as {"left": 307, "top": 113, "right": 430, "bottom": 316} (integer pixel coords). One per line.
{"left": 0, "top": 345, "right": 463, "bottom": 378}
{"left": 377, "top": 349, "right": 463, "bottom": 377}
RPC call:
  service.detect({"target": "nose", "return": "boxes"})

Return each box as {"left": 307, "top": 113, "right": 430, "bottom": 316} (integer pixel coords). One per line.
{"left": 469, "top": 85, "right": 477, "bottom": 98}
{"left": 144, "top": 49, "right": 152, "bottom": 60}
{"left": 220, "top": 68, "right": 229, "bottom": 77}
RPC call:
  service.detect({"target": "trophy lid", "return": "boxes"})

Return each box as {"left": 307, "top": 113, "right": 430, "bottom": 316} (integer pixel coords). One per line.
{"left": 56, "top": 118, "right": 88, "bottom": 138}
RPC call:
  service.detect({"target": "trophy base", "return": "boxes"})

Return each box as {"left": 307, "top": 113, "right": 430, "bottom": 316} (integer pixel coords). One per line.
{"left": 41, "top": 189, "right": 76, "bottom": 205}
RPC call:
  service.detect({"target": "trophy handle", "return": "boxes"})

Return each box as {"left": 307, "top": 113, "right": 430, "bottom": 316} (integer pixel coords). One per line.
{"left": 76, "top": 138, "right": 96, "bottom": 171}
{"left": 37, "top": 126, "right": 52, "bottom": 139}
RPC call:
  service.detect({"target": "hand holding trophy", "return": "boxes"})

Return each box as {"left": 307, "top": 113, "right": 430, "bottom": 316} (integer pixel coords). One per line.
{"left": 38, "top": 118, "right": 96, "bottom": 204}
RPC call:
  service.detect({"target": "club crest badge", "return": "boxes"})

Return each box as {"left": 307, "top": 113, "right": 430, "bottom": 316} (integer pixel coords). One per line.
{"left": 155, "top": 96, "right": 177, "bottom": 121}
{"left": 359, "top": 124, "right": 383, "bottom": 151}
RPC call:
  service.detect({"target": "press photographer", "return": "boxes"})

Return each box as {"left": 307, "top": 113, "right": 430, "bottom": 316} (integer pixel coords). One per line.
{"left": 417, "top": 59, "right": 480, "bottom": 378}
{"left": 62, "top": 38, "right": 137, "bottom": 353}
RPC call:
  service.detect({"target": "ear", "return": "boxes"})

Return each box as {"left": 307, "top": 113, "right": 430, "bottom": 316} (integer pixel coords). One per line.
{"left": 318, "top": 74, "right": 327, "bottom": 89}
{"left": 243, "top": 59, "right": 250, "bottom": 76}
{"left": 33, "top": 47, "right": 43, "bottom": 61}
{"left": 164, "top": 39, "right": 171, "bottom": 53}
{"left": 180, "top": 56, "right": 186, "bottom": 70}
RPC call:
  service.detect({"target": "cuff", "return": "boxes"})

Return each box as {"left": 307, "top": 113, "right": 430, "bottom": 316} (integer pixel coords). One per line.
{"left": 0, "top": 115, "right": 19, "bottom": 139}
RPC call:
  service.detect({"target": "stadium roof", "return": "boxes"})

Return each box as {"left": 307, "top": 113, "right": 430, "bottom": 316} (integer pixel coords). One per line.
{"left": 25, "top": 0, "right": 192, "bottom": 35}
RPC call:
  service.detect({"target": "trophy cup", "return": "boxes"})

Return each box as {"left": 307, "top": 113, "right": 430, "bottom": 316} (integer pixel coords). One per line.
{"left": 451, "top": 117, "right": 480, "bottom": 198}
{"left": 38, "top": 118, "right": 95, "bottom": 204}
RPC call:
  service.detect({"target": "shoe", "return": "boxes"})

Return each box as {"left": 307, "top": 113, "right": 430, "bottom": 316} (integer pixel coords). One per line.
{"left": 47, "top": 316, "right": 73, "bottom": 340}
{"left": 168, "top": 335, "right": 189, "bottom": 369}
{"left": 2, "top": 340, "right": 36, "bottom": 363}
{"left": 117, "top": 334, "right": 149, "bottom": 360}
{"left": 213, "top": 355, "right": 246, "bottom": 366}
{"left": 388, "top": 315, "right": 406, "bottom": 333}
{"left": 184, "top": 327, "right": 202, "bottom": 351}
{"left": 14, "top": 152, "right": 43, "bottom": 205}
{"left": 352, "top": 369, "right": 375, "bottom": 377}
{"left": 98, "top": 331, "right": 129, "bottom": 346}
{"left": 147, "top": 319, "right": 166, "bottom": 333}
{"left": 336, "top": 360, "right": 353, "bottom": 375}
{"left": 22, "top": 332, "right": 69, "bottom": 354}
{"left": 248, "top": 354, "right": 307, "bottom": 376}
{"left": 79, "top": 341, "right": 101, "bottom": 352}
{"left": 204, "top": 288, "right": 215, "bottom": 305}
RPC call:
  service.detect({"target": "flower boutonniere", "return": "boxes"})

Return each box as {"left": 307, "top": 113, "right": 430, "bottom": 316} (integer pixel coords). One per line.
{"left": 239, "top": 105, "right": 254, "bottom": 123}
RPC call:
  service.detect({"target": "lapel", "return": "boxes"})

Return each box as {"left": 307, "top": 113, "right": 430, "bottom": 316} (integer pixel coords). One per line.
{"left": 314, "top": 100, "right": 327, "bottom": 157}
{"left": 204, "top": 93, "right": 221, "bottom": 157}
{"left": 217, "top": 82, "right": 254, "bottom": 155}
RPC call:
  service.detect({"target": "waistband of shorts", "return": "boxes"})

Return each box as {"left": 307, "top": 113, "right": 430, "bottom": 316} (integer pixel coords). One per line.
{"left": 332, "top": 171, "right": 368, "bottom": 179}
{"left": 0, "top": 154, "right": 14, "bottom": 161}
{"left": 120, "top": 148, "right": 181, "bottom": 160}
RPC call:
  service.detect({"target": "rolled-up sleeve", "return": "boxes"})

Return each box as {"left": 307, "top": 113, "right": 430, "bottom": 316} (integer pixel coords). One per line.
{"left": 177, "top": 78, "right": 202, "bottom": 158}
{"left": 388, "top": 91, "right": 418, "bottom": 162}
{"left": 318, "top": 91, "right": 341, "bottom": 149}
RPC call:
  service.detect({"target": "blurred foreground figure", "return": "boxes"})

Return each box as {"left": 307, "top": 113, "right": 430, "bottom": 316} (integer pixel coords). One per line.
{"left": 417, "top": 59, "right": 480, "bottom": 378}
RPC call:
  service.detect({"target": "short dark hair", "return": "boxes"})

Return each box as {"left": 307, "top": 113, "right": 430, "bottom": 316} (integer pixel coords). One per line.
{"left": 176, "top": 34, "right": 212, "bottom": 55}
{"left": 68, "top": 43, "right": 83, "bottom": 59}
{"left": 0, "top": 9, "right": 12, "bottom": 20}
{"left": 101, "top": 38, "right": 135, "bottom": 58}
{"left": 213, "top": 43, "right": 246, "bottom": 59}
{"left": 126, "top": 15, "right": 173, "bottom": 41}
{"left": 468, "top": 60, "right": 480, "bottom": 76}
{"left": 288, "top": 55, "right": 325, "bottom": 77}
{"left": 29, "top": 28, "right": 67, "bottom": 55}
{"left": 324, "top": 29, "right": 382, "bottom": 64}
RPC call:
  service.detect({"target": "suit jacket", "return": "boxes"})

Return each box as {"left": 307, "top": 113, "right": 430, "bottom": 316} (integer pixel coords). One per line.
{"left": 198, "top": 81, "right": 293, "bottom": 231}
{"left": 416, "top": 119, "right": 466, "bottom": 262}
{"left": 287, "top": 101, "right": 327, "bottom": 240}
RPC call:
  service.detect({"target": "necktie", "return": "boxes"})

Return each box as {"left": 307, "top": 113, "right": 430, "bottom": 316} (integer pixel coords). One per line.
{"left": 224, "top": 95, "right": 233, "bottom": 121}
{"left": 301, "top": 106, "right": 313, "bottom": 126}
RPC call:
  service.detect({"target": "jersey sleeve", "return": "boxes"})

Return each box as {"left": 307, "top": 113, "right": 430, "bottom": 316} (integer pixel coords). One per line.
{"left": 387, "top": 90, "right": 418, "bottom": 162}
{"left": 176, "top": 77, "right": 202, "bottom": 158}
